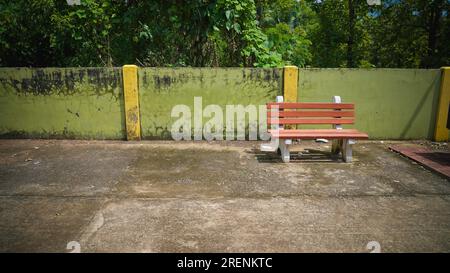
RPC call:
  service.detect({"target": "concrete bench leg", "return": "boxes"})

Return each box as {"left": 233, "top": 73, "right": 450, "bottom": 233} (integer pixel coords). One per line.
{"left": 260, "top": 138, "right": 279, "bottom": 152}
{"left": 331, "top": 139, "right": 343, "bottom": 155}
{"left": 279, "top": 139, "right": 291, "bottom": 163}
{"left": 342, "top": 139, "right": 355, "bottom": 162}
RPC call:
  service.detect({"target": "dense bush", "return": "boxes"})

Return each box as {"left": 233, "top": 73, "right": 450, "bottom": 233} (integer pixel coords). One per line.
{"left": 0, "top": 0, "right": 449, "bottom": 68}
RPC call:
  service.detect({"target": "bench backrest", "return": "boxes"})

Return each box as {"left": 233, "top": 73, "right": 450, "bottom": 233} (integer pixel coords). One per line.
{"left": 266, "top": 102, "right": 355, "bottom": 125}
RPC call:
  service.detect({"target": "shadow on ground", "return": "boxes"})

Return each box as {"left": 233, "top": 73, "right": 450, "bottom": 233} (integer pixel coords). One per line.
{"left": 251, "top": 146, "right": 342, "bottom": 163}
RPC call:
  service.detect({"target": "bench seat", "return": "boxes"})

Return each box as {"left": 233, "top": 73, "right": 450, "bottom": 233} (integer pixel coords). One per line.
{"left": 269, "top": 129, "right": 368, "bottom": 139}
{"left": 261, "top": 95, "right": 369, "bottom": 163}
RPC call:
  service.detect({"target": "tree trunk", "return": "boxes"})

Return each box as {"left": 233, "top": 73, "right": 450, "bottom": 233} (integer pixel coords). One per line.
{"left": 422, "top": 0, "right": 444, "bottom": 68}
{"left": 347, "top": 0, "right": 356, "bottom": 68}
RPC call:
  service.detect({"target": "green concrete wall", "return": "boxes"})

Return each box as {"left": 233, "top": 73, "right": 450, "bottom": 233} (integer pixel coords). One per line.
{"left": 138, "top": 68, "right": 282, "bottom": 139}
{"left": 0, "top": 67, "right": 442, "bottom": 140}
{"left": 0, "top": 68, "right": 125, "bottom": 139}
{"left": 298, "top": 69, "right": 441, "bottom": 139}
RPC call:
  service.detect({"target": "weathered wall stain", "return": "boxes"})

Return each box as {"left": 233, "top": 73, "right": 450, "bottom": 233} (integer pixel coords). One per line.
{"left": 66, "top": 108, "right": 80, "bottom": 118}
{"left": 146, "top": 68, "right": 281, "bottom": 92}
{"left": 241, "top": 68, "right": 281, "bottom": 83}
{"left": 0, "top": 68, "right": 122, "bottom": 98}
{"left": 139, "top": 67, "right": 282, "bottom": 139}
{"left": 0, "top": 67, "right": 126, "bottom": 139}
{"left": 0, "top": 67, "right": 441, "bottom": 140}
{"left": 153, "top": 75, "right": 176, "bottom": 90}
{"left": 126, "top": 107, "right": 139, "bottom": 124}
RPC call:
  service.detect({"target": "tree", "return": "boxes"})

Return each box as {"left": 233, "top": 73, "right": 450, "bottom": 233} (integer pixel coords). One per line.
{"left": 1, "top": 0, "right": 449, "bottom": 68}
{"left": 0, "top": 0, "right": 57, "bottom": 66}
{"left": 258, "top": 0, "right": 315, "bottom": 67}
{"left": 369, "top": 0, "right": 450, "bottom": 68}
{"left": 307, "top": 0, "right": 373, "bottom": 68}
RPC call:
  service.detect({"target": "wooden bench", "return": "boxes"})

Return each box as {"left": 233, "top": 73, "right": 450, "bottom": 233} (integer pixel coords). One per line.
{"left": 260, "top": 96, "right": 368, "bottom": 163}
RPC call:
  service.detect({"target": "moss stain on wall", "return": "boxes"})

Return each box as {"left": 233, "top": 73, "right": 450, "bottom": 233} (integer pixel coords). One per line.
{"left": 139, "top": 67, "right": 282, "bottom": 139}
{"left": 0, "top": 67, "right": 442, "bottom": 140}
{"left": 0, "top": 67, "right": 126, "bottom": 139}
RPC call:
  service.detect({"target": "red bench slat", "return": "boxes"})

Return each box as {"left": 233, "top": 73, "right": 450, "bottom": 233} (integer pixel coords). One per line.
{"left": 264, "top": 101, "right": 367, "bottom": 140}
{"left": 263, "top": 100, "right": 368, "bottom": 164}
{"left": 267, "top": 118, "right": 355, "bottom": 125}
{"left": 270, "top": 129, "right": 361, "bottom": 133}
{"left": 267, "top": 102, "right": 354, "bottom": 109}
{"left": 267, "top": 110, "right": 354, "bottom": 118}
{"left": 269, "top": 129, "right": 368, "bottom": 139}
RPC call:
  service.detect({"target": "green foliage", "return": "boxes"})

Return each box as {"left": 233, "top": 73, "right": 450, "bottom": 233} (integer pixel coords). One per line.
{"left": 0, "top": 0, "right": 56, "bottom": 66}
{"left": 307, "top": 0, "right": 450, "bottom": 68}
{"left": 368, "top": 0, "right": 450, "bottom": 68}
{"left": 50, "top": 0, "right": 117, "bottom": 66}
{"left": 212, "top": 0, "right": 283, "bottom": 67}
{"left": 257, "top": 0, "right": 315, "bottom": 67}
{"left": 264, "top": 23, "right": 311, "bottom": 67}
{"left": 307, "top": 0, "right": 374, "bottom": 68}
{"left": 0, "top": 0, "right": 449, "bottom": 68}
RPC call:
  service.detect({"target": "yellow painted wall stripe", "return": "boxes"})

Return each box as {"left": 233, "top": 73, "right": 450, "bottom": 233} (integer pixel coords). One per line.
{"left": 434, "top": 67, "right": 450, "bottom": 142}
{"left": 122, "top": 65, "right": 141, "bottom": 140}
{"left": 283, "top": 66, "right": 299, "bottom": 102}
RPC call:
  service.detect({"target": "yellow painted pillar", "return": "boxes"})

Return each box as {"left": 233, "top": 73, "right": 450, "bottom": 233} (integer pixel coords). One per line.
{"left": 283, "top": 66, "right": 299, "bottom": 102}
{"left": 283, "top": 66, "right": 299, "bottom": 130}
{"left": 434, "top": 67, "right": 450, "bottom": 142}
{"left": 122, "top": 65, "right": 141, "bottom": 140}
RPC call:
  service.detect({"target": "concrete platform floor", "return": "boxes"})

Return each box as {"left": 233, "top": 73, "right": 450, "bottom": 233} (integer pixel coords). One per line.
{"left": 0, "top": 139, "right": 449, "bottom": 253}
